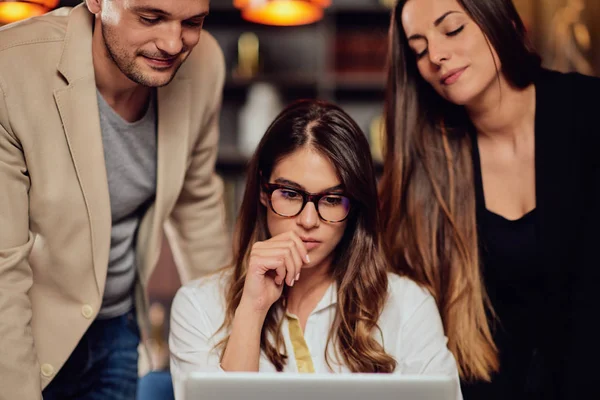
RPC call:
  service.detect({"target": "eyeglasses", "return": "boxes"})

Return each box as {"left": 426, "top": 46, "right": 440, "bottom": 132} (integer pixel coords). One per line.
{"left": 262, "top": 183, "right": 351, "bottom": 223}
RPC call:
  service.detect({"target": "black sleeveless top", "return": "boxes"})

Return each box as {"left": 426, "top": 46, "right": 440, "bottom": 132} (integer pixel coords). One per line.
{"left": 460, "top": 135, "right": 546, "bottom": 399}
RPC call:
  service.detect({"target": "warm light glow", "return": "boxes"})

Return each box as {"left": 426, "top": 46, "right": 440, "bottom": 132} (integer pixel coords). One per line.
{"left": 241, "top": 0, "right": 324, "bottom": 26}
{"left": 234, "top": 0, "right": 331, "bottom": 9}
{"left": 28, "top": 0, "right": 59, "bottom": 8}
{"left": 0, "top": 2, "right": 47, "bottom": 25}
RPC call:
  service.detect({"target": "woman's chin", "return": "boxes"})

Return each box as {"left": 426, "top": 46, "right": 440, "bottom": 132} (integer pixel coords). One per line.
{"left": 301, "top": 251, "right": 333, "bottom": 271}
{"left": 440, "top": 89, "right": 475, "bottom": 106}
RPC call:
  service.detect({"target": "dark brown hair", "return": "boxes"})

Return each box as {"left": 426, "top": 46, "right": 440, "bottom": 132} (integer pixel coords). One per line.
{"left": 379, "top": 0, "right": 540, "bottom": 381}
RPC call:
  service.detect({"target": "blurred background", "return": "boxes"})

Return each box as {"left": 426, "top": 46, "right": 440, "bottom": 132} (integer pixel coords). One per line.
{"left": 2, "top": 0, "right": 599, "bottom": 372}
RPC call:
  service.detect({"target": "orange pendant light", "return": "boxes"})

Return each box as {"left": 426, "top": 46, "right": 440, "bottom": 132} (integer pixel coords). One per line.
{"left": 235, "top": 0, "right": 331, "bottom": 27}
{"left": 233, "top": 0, "right": 331, "bottom": 8}
{"left": 0, "top": 0, "right": 60, "bottom": 25}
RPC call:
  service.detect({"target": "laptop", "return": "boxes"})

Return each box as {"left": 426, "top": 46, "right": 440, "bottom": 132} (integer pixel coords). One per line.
{"left": 183, "top": 372, "right": 458, "bottom": 400}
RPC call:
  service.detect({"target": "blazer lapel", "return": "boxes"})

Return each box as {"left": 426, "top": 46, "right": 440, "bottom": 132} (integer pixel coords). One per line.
{"left": 53, "top": 5, "right": 111, "bottom": 295}
{"left": 54, "top": 79, "right": 111, "bottom": 296}
{"left": 137, "top": 78, "right": 191, "bottom": 284}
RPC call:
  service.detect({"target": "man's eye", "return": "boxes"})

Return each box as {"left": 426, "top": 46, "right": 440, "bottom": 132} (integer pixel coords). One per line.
{"left": 140, "top": 16, "right": 160, "bottom": 25}
{"left": 184, "top": 20, "right": 204, "bottom": 28}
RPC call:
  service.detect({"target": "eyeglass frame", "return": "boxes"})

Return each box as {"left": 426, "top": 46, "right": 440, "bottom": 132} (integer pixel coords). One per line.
{"left": 261, "top": 182, "right": 352, "bottom": 223}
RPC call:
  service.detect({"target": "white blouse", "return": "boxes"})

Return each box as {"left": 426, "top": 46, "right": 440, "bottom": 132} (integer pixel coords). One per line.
{"left": 169, "top": 271, "right": 463, "bottom": 400}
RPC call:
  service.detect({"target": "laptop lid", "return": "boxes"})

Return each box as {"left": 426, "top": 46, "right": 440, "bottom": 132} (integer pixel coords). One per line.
{"left": 183, "top": 372, "right": 458, "bottom": 400}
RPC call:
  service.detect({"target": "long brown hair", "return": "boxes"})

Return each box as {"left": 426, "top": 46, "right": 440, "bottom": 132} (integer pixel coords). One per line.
{"left": 217, "top": 100, "right": 396, "bottom": 372}
{"left": 379, "top": 0, "right": 540, "bottom": 381}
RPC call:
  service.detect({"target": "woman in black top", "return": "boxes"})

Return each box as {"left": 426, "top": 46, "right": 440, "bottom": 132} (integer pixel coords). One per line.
{"left": 378, "top": 0, "right": 600, "bottom": 398}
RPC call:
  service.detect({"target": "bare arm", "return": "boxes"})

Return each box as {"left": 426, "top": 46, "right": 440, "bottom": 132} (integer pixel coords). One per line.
{"left": 169, "top": 231, "right": 308, "bottom": 390}
{"left": 220, "top": 302, "right": 268, "bottom": 371}
{"left": 221, "top": 232, "right": 309, "bottom": 371}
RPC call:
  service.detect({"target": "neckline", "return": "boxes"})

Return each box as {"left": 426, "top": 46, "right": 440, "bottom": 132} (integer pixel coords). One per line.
{"left": 96, "top": 90, "right": 156, "bottom": 127}
{"left": 471, "top": 132, "right": 536, "bottom": 223}
{"left": 485, "top": 207, "right": 536, "bottom": 223}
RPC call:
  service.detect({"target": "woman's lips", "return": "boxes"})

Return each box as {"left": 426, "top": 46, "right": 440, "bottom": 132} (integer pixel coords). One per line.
{"left": 302, "top": 240, "right": 321, "bottom": 251}
{"left": 441, "top": 67, "right": 467, "bottom": 85}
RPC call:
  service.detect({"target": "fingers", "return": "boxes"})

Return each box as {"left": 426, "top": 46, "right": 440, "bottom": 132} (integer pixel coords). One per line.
{"left": 250, "top": 232, "right": 310, "bottom": 286}
{"left": 274, "top": 263, "right": 286, "bottom": 287}
{"left": 251, "top": 246, "right": 299, "bottom": 286}
{"left": 267, "top": 232, "right": 310, "bottom": 272}
{"left": 248, "top": 256, "right": 287, "bottom": 285}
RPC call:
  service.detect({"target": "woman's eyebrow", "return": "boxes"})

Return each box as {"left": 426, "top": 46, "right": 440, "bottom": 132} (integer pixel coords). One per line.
{"left": 407, "top": 10, "right": 462, "bottom": 41}
{"left": 273, "top": 178, "right": 343, "bottom": 193}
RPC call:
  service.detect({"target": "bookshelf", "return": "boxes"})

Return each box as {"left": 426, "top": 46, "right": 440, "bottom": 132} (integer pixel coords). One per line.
{"left": 207, "top": 0, "right": 392, "bottom": 232}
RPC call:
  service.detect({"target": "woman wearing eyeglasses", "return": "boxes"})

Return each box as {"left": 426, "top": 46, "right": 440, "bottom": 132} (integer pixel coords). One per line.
{"left": 168, "top": 100, "right": 462, "bottom": 399}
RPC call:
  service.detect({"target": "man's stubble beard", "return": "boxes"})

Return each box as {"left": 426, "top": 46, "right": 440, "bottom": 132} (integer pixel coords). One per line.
{"left": 101, "top": 23, "right": 185, "bottom": 88}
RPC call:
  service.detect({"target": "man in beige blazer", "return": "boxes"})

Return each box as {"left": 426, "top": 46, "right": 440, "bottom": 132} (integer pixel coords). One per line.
{"left": 0, "top": 0, "right": 230, "bottom": 398}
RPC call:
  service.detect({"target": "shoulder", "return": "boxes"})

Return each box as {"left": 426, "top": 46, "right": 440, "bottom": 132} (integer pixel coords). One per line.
{"left": 535, "top": 68, "right": 600, "bottom": 147}
{"left": 171, "top": 269, "right": 231, "bottom": 323}
{"left": 387, "top": 272, "right": 433, "bottom": 306}
{"left": 0, "top": 7, "right": 71, "bottom": 54}
{"left": 196, "top": 30, "right": 225, "bottom": 71}
{"left": 385, "top": 273, "right": 438, "bottom": 325}
{"left": 172, "top": 30, "right": 225, "bottom": 124}
{"left": 539, "top": 68, "right": 600, "bottom": 87}
{"left": 536, "top": 68, "right": 600, "bottom": 103}
{"left": 178, "top": 30, "right": 225, "bottom": 91}
{"left": 0, "top": 6, "right": 77, "bottom": 95}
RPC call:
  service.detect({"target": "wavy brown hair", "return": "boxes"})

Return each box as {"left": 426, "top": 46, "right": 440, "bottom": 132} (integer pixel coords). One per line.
{"left": 216, "top": 100, "right": 396, "bottom": 372}
{"left": 379, "top": 0, "right": 541, "bottom": 382}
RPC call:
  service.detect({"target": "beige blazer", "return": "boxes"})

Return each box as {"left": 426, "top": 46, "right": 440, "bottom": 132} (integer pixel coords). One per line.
{"left": 0, "top": 5, "right": 231, "bottom": 399}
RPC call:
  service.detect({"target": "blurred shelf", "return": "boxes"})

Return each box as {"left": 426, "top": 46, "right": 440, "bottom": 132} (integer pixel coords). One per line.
{"left": 225, "top": 74, "right": 320, "bottom": 90}
{"left": 209, "top": 0, "right": 388, "bottom": 188}
{"left": 217, "top": 147, "right": 383, "bottom": 173}
{"left": 327, "top": 73, "right": 386, "bottom": 96}
{"left": 217, "top": 147, "right": 250, "bottom": 173}
{"left": 223, "top": 75, "right": 321, "bottom": 102}
{"left": 223, "top": 73, "right": 385, "bottom": 95}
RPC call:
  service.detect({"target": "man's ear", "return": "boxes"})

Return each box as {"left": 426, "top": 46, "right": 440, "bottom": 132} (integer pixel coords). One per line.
{"left": 86, "top": 0, "right": 102, "bottom": 15}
